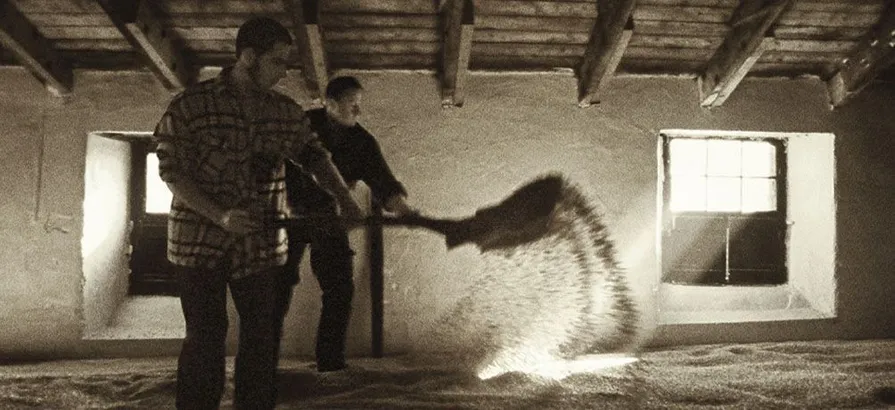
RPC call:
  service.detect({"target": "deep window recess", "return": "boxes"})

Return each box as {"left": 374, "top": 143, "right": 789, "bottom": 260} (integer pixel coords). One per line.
{"left": 661, "top": 135, "right": 787, "bottom": 286}
{"left": 129, "top": 140, "right": 178, "bottom": 296}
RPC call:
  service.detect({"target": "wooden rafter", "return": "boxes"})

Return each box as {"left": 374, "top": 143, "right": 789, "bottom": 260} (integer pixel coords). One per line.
{"left": 577, "top": 0, "right": 637, "bottom": 107}
{"left": 0, "top": 0, "right": 73, "bottom": 96}
{"left": 827, "top": 1, "right": 895, "bottom": 108}
{"left": 441, "top": 0, "right": 474, "bottom": 107}
{"left": 284, "top": 0, "right": 329, "bottom": 101}
{"left": 97, "top": 0, "right": 192, "bottom": 91}
{"left": 699, "top": 0, "right": 791, "bottom": 108}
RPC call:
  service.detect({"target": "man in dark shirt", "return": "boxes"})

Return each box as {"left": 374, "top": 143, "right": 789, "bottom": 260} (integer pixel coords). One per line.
{"left": 276, "top": 76, "right": 415, "bottom": 372}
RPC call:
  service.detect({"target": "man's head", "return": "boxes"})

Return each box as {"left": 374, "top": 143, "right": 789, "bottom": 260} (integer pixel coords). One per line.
{"left": 325, "top": 76, "right": 364, "bottom": 127}
{"left": 234, "top": 17, "right": 293, "bottom": 90}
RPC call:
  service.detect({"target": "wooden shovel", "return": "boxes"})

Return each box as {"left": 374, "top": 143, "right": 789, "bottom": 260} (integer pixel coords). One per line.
{"left": 271, "top": 174, "right": 566, "bottom": 252}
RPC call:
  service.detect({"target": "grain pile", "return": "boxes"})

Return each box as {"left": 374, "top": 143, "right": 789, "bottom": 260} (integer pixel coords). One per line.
{"left": 423, "top": 174, "right": 640, "bottom": 378}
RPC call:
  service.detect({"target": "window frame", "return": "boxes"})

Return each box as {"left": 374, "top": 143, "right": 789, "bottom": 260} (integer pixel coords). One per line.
{"left": 128, "top": 139, "right": 178, "bottom": 296}
{"left": 660, "top": 133, "right": 788, "bottom": 286}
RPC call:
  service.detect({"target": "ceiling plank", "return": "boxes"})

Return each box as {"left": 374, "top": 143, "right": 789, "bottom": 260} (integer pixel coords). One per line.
{"left": 634, "top": 6, "right": 730, "bottom": 23}
{"left": 323, "top": 0, "right": 437, "bottom": 14}
{"left": 0, "top": 0, "right": 73, "bottom": 95}
{"left": 325, "top": 28, "right": 440, "bottom": 43}
{"left": 827, "top": 2, "right": 895, "bottom": 108}
{"left": 321, "top": 14, "right": 439, "bottom": 29}
{"left": 699, "top": 0, "right": 791, "bottom": 108}
{"left": 328, "top": 41, "right": 439, "bottom": 55}
{"left": 96, "top": 0, "right": 192, "bottom": 91}
{"left": 284, "top": 0, "right": 328, "bottom": 101}
{"left": 476, "top": 15, "right": 594, "bottom": 32}
{"left": 476, "top": 0, "right": 598, "bottom": 18}
{"left": 441, "top": 0, "right": 474, "bottom": 107}
{"left": 577, "top": 0, "right": 637, "bottom": 107}
{"left": 328, "top": 53, "right": 436, "bottom": 69}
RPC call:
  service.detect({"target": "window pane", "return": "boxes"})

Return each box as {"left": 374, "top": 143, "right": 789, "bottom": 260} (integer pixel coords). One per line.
{"left": 706, "top": 176, "right": 741, "bottom": 212}
{"left": 706, "top": 139, "right": 742, "bottom": 177}
{"left": 145, "top": 153, "right": 173, "bottom": 214}
{"left": 742, "top": 178, "right": 777, "bottom": 212}
{"left": 671, "top": 176, "right": 706, "bottom": 211}
{"left": 662, "top": 216, "right": 727, "bottom": 285}
{"left": 729, "top": 217, "right": 785, "bottom": 270}
{"left": 669, "top": 138, "right": 706, "bottom": 175}
{"left": 728, "top": 216, "right": 786, "bottom": 284}
{"left": 741, "top": 141, "right": 776, "bottom": 177}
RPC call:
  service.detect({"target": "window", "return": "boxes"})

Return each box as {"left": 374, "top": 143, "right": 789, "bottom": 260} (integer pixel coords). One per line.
{"left": 129, "top": 140, "right": 177, "bottom": 296}
{"left": 144, "top": 152, "right": 173, "bottom": 214}
{"left": 661, "top": 134, "right": 787, "bottom": 286}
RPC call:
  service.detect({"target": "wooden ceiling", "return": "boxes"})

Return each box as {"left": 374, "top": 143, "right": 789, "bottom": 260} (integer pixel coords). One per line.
{"left": 1, "top": 0, "right": 893, "bottom": 108}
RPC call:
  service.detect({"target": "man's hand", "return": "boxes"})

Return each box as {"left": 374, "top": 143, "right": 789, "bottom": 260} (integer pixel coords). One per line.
{"left": 217, "top": 209, "right": 261, "bottom": 234}
{"left": 385, "top": 195, "right": 418, "bottom": 217}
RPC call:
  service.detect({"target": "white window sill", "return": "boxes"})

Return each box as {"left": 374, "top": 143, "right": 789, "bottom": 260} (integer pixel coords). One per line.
{"left": 659, "top": 307, "right": 831, "bottom": 325}
{"left": 83, "top": 296, "right": 184, "bottom": 340}
{"left": 656, "top": 283, "right": 836, "bottom": 325}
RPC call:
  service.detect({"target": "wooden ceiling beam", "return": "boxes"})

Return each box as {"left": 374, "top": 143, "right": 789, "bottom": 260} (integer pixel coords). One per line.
{"left": 441, "top": 0, "right": 474, "bottom": 107}
{"left": 0, "top": 0, "right": 73, "bottom": 96}
{"left": 699, "top": 0, "right": 791, "bottom": 108}
{"left": 577, "top": 0, "right": 637, "bottom": 107}
{"left": 97, "top": 0, "right": 192, "bottom": 91}
{"left": 827, "top": 2, "right": 895, "bottom": 108}
{"left": 284, "top": 0, "right": 329, "bottom": 101}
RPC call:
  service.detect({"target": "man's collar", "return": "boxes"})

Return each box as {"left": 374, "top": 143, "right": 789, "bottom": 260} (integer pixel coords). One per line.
{"left": 323, "top": 109, "right": 359, "bottom": 131}
{"left": 214, "top": 66, "right": 272, "bottom": 98}
{"left": 325, "top": 116, "right": 350, "bottom": 131}
{"left": 212, "top": 66, "right": 235, "bottom": 96}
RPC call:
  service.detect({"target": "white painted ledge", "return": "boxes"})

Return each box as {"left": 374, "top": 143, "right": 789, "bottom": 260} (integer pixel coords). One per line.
{"left": 659, "top": 308, "right": 830, "bottom": 325}
{"left": 84, "top": 296, "right": 184, "bottom": 340}
{"left": 657, "top": 284, "right": 835, "bottom": 325}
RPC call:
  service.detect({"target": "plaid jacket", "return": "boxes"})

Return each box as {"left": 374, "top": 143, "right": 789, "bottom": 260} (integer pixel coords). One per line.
{"left": 153, "top": 68, "right": 325, "bottom": 279}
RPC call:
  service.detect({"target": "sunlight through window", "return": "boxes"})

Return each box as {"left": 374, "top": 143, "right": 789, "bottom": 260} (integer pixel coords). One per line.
{"left": 477, "top": 350, "right": 638, "bottom": 381}
{"left": 144, "top": 153, "right": 173, "bottom": 214}
{"left": 669, "top": 138, "right": 777, "bottom": 214}
{"left": 662, "top": 132, "right": 787, "bottom": 286}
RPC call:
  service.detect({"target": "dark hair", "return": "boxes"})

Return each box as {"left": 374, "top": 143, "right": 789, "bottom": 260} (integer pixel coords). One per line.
{"left": 325, "top": 76, "right": 364, "bottom": 101}
{"left": 235, "top": 17, "right": 293, "bottom": 58}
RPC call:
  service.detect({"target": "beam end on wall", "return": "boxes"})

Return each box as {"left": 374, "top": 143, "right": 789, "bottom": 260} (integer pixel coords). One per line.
{"left": 98, "top": 0, "right": 193, "bottom": 91}
{"left": 0, "top": 1, "right": 74, "bottom": 96}
{"left": 698, "top": 0, "right": 790, "bottom": 108}
{"left": 284, "top": 0, "right": 329, "bottom": 100}
{"left": 441, "top": 0, "right": 474, "bottom": 108}
{"left": 577, "top": 8, "right": 635, "bottom": 108}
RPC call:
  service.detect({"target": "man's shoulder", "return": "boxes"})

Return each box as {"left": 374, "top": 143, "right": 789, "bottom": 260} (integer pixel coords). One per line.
{"left": 267, "top": 89, "right": 299, "bottom": 106}
{"left": 185, "top": 77, "right": 219, "bottom": 95}
{"left": 306, "top": 107, "right": 327, "bottom": 126}
{"left": 267, "top": 90, "right": 309, "bottom": 119}
{"left": 353, "top": 123, "right": 377, "bottom": 142}
{"left": 168, "top": 78, "right": 219, "bottom": 105}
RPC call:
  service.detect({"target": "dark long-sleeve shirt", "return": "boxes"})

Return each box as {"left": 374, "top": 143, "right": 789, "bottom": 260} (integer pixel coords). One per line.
{"left": 293, "top": 108, "right": 406, "bottom": 208}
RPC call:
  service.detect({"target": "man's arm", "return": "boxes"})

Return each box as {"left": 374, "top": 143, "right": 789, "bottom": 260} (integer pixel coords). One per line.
{"left": 163, "top": 174, "right": 258, "bottom": 234}
{"left": 154, "top": 107, "right": 258, "bottom": 234}
{"left": 356, "top": 127, "right": 415, "bottom": 216}
{"left": 300, "top": 142, "right": 364, "bottom": 221}
{"left": 384, "top": 194, "right": 416, "bottom": 216}
{"left": 287, "top": 104, "right": 363, "bottom": 221}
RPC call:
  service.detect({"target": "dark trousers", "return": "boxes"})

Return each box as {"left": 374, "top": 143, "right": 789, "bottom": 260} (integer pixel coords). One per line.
{"left": 275, "top": 230, "right": 355, "bottom": 370}
{"left": 176, "top": 265, "right": 279, "bottom": 410}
